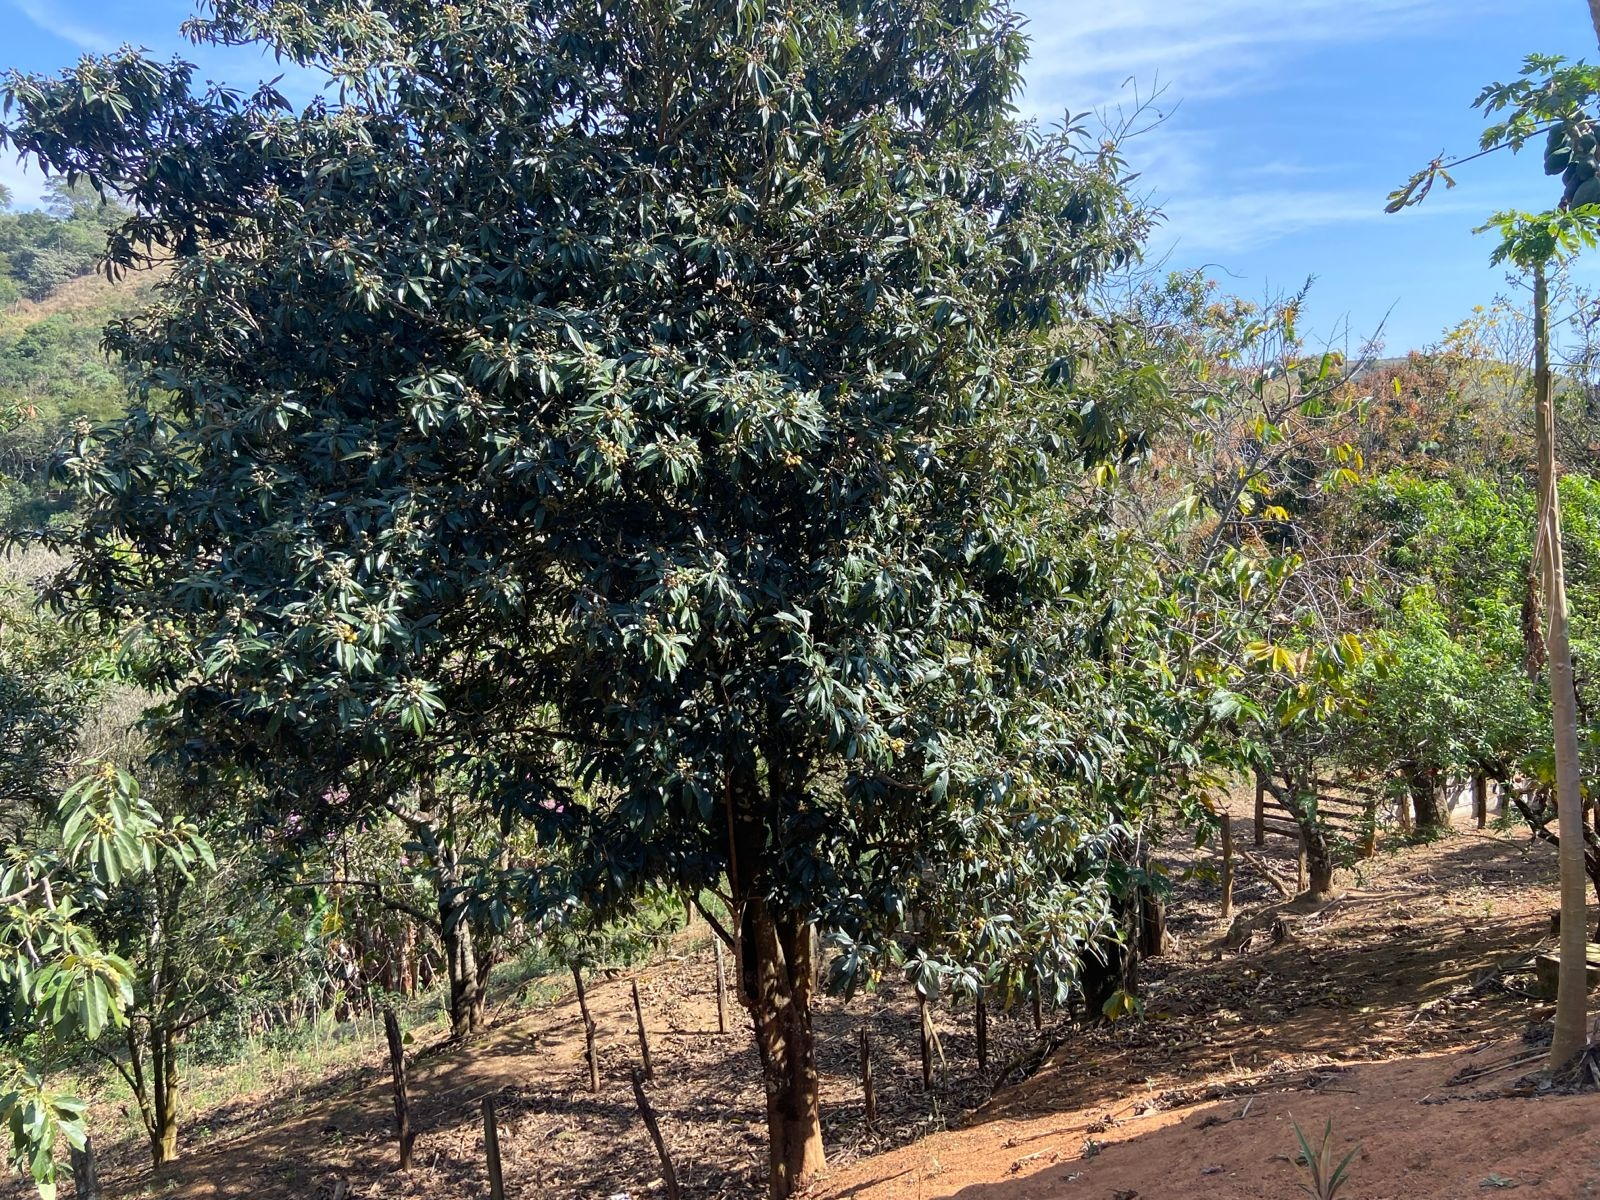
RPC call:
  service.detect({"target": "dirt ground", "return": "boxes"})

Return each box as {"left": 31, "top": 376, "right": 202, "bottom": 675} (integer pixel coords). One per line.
{"left": 66, "top": 800, "right": 1599, "bottom": 1200}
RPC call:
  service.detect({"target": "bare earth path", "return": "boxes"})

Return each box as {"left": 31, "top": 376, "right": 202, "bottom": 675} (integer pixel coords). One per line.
{"left": 51, "top": 815, "right": 1598, "bottom": 1200}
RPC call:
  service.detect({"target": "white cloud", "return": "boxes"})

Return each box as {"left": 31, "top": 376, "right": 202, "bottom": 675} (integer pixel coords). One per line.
{"left": 9, "top": 0, "right": 116, "bottom": 53}
{"left": 1007, "top": 0, "right": 1506, "bottom": 258}
{"left": 1019, "top": 0, "right": 1487, "bottom": 114}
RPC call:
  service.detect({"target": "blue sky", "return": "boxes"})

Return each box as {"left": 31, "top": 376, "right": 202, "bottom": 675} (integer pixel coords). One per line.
{"left": 0, "top": 0, "right": 1588, "bottom": 351}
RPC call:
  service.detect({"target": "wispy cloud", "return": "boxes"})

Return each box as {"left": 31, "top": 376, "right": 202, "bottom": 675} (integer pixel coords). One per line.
{"left": 1021, "top": 0, "right": 1489, "bottom": 113}
{"left": 1011, "top": 0, "right": 1505, "bottom": 258}
{"left": 10, "top": 0, "right": 116, "bottom": 53}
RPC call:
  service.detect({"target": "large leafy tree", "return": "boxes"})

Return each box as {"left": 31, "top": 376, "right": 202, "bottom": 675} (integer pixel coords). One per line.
{"left": 2, "top": 0, "right": 1148, "bottom": 1190}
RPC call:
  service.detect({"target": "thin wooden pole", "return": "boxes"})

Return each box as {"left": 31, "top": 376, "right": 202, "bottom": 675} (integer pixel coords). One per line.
{"left": 1534, "top": 258, "right": 1592, "bottom": 1068}
{"left": 1252, "top": 772, "right": 1265, "bottom": 847}
{"left": 382, "top": 1008, "right": 415, "bottom": 1170}
{"left": 859, "top": 1026, "right": 877, "bottom": 1122}
{"left": 919, "top": 996, "right": 933, "bottom": 1090}
{"left": 482, "top": 1097, "right": 505, "bottom": 1200}
{"left": 1473, "top": 775, "right": 1488, "bottom": 829}
{"left": 1296, "top": 831, "right": 1308, "bottom": 894}
{"left": 713, "top": 938, "right": 728, "bottom": 1035}
{"left": 1031, "top": 984, "right": 1043, "bottom": 1032}
{"left": 631, "top": 979, "right": 654, "bottom": 1081}
{"left": 1219, "top": 814, "right": 1235, "bottom": 920}
{"left": 631, "top": 1069, "right": 681, "bottom": 1200}
{"left": 572, "top": 965, "right": 600, "bottom": 1093}
{"left": 975, "top": 992, "right": 989, "bottom": 1075}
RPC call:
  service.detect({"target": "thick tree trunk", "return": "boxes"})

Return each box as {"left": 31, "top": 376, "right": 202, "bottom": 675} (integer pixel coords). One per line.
{"left": 442, "top": 912, "right": 485, "bottom": 1040}
{"left": 70, "top": 1137, "right": 102, "bottom": 1200}
{"left": 1080, "top": 886, "right": 1140, "bottom": 1019}
{"left": 1302, "top": 824, "right": 1336, "bottom": 901}
{"left": 1534, "top": 261, "right": 1591, "bottom": 1068}
{"left": 1137, "top": 883, "right": 1168, "bottom": 957}
{"left": 1407, "top": 765, "right": 1444, "bottom": 832}
{"left": 744, "top": 901, "right": 825, "bottom": 1200}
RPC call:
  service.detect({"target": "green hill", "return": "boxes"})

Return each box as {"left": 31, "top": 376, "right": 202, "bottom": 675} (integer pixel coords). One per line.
{"left": 0, "top": 186, "right": 151, "bottom": 527}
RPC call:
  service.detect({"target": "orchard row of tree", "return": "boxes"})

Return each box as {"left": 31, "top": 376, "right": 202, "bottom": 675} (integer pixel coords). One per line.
{"left": 0, "top": 1, "right": 1596, "bottom": 1197}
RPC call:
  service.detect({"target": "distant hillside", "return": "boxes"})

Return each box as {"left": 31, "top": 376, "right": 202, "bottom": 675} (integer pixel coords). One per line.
{"left": 0, "top": 200, "right": 157, "bottom": 528}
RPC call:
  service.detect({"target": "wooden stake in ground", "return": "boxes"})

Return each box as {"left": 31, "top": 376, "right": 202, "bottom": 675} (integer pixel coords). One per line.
{"left": 919, "top": 995, "right": 934, "bottom": 1090}
{"left": 482, "top": 1097, "right": 505, "bottom": 1200}
{"left": 1473, "top": 776, "right": 1488, "bottom": 829}
{"left": 631, "top": 1068, "right": 681, "bottom": 1200}
{"left": 632, "top": 979, "right": 655, "bottom": 1081}
{"left": 1219, "top": 813, "right": 1235, "bottom": 920}
{"left": 713, "top": 938, "right": 728, "bottom": 1035}
{"left": 1031, "top": 984, "right": 1042, "bottom": 1032}
{"left": 975, "top": 991, "right": 989, "bottom": 1075}
{"left": 382, "top": 1008, "right": 416, "bottom": 1170}
{"left": 572, "top": 965, "right": 601, "bottom": 1093}
{"left": 1532, "top": 259, "right": 1592, "bottom": 1068}
{"left": 1253, "top": 772, "right": 1266, "bottom": 847}
{"left": 858, "top": 1026, "right": 876, "bottom": 1122}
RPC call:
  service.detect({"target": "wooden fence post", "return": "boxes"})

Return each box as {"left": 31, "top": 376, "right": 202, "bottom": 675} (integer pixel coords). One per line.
{"left": 1219, "top": 814, "right": 1234, "bottom": 920}
{"left": 631, "top": 1070, "right": 681, "bottom": 1200}
{"left": 382, "top": 1008, "right": 416, "bottom": 1170}
{"left": 1254, "top": 773, "right": 1266, "bottom": 847}
{"left": 859, "top": 1026, "right": 877, "bottom": 1122}
{"left": 632, "top": 979, "right": 654, "bottom": 1081}
{"left": 572, "top": 965, "right": 600, "bottom": 1093}
{"left": 713, "top": 938, "right": 728, "bottom": 1035}
{"left": 482, "top": 1097, "right": 505, "bottom": 1200}
{"left": 975, "top": 992, "right": 988, "bottom": 1075}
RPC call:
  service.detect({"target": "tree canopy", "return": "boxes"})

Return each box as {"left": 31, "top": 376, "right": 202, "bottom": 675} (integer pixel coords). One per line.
{"left": 1, "top": 0, "right": 1167, "bottom": 1190}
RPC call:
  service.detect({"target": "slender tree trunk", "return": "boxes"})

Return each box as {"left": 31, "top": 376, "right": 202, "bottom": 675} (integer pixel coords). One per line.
{"left": 1276, "top": 771, "right": 1337, "bottom": 901}
{"left": 148, "top": 1026, "right": 180, "bottom": 1164}
{"left": 125, "top": 1023, "right": 155, "bottom": 1151}
{"left": 473, "top": 930, "right": 494, "bottom": 1028}
{"left": 744, "top": 900, "right": 825, "bottom": 1200}
{"left": 1534, "top": 261, "right": 1591, "bottom": 1068}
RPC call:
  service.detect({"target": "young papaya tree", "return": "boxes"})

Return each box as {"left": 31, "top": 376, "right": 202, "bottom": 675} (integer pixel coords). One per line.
{"left": 1389, "top": 40, "right": 1600, "bottom": 1069}
{"left": 1, "top": 0, "right": 1155, "bottom": 1191}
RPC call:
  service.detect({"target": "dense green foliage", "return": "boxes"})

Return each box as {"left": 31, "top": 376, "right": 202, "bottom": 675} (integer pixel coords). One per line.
{"left": 0, "top": 183, "right": 120, "bottom": 306}
{"left": 0, "top": 0, "right": 1180, "bottom": 1189}
{"left": 0, "top": 186, "right": 143, "bottom": 526}
{"left": 3, "top": 9, "right": 1600, "bottom": 1199}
